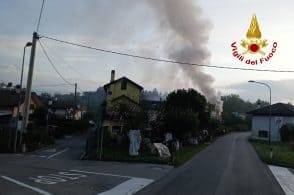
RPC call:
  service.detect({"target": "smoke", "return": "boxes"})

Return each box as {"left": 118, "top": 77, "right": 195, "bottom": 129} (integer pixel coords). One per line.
{"left": 147, "top": 0, "right": 223, "bottom": 113}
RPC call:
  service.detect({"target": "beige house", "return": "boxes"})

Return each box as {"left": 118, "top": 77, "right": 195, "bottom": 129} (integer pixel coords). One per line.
{"left": 102, "top": 70, "right": 143, "bottom": 134}
{"left": 0, "top": 90, "right": 43, "bottom": 118}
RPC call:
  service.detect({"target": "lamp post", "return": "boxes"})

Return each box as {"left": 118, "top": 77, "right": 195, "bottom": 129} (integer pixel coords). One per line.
{"left": 248, "top": 80, "right": 272, "bottom": 146}
{"left": 14, "top": 42, "right": 32, "bottom": 152}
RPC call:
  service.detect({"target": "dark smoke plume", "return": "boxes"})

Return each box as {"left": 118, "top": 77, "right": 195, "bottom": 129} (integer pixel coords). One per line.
{"left": 148, "top": 0, "right": 222, "bottom": 112}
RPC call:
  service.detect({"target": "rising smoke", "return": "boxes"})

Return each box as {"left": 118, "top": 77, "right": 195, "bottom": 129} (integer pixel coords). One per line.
{"left": 147, "top": 0, "right": 223, "bottom": 112}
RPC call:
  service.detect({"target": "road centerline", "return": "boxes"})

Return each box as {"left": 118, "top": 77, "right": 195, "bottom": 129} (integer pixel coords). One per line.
{"left": 1, "top": 175, "right": 52, "bottom": 195}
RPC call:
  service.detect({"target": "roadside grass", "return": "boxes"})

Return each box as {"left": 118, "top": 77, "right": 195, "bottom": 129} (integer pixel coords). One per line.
{"left": 88, "top": 144, "right": 208, "bottom": 167}
{"left": 172, "top": 145, "right": 207, "bottom": 166}
{"left": 250, "top": 139, "right": 294, "bottom": 168}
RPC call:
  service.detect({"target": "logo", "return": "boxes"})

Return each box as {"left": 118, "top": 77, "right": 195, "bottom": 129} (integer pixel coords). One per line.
{"left": 231, "top": 14, "right": 277, "bottom": 65}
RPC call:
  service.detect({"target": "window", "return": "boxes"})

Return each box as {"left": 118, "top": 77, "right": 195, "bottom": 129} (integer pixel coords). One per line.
{"left": 258, "top": 130, "right": 268, "bottom": 138}
{"left": 121, "top": 79, "right": 127, "bottom": 90}
{"left": 108, "top": 90, "right": 112, "bottom": 95}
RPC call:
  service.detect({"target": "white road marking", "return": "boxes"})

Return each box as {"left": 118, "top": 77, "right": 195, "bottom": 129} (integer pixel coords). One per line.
{"left": 1, "top": 176, "right": 52, "bottom": 195}
{"left": 47, "top": 148, "right": 69, "bottom": 159}
{"left": 98, "top": 177, "right": 153, "bottom": 195}
{"left": 70, "top": 169, "right": 154, "bottom": 195}
{"left": 44, "top": 148, "right": 57, "bottom": 153}
{"left": 269, "top": 165, "right": 294, "bottom": 195}
{"left": 70, "top": 169, "right": 132, "bottom": 178}
{"left": 29, "top": 171, "right": 87, "bottom": 185}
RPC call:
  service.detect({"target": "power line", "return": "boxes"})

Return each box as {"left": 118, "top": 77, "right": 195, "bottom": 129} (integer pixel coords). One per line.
{"left": 36, "top": 0, "right": 46, "bottom": 32}
{"left": 38, "top": 41, "right": 85, "bottom": 94}
{"left": 38, "top": 40, "right": 74, "bottom": 86}
{"left": 39, "top": 34, "right": 294, "bottom": 73}
{"left": 33, "top": 83, "right": 72, "bottom": 87}
{"left": 40, "top": 40, "right": 101, "bottom": 85}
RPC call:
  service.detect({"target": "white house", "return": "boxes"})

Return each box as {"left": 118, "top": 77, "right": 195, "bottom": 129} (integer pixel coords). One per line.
{"left": 248, "top": 103, "right": 294, "bottom": 141}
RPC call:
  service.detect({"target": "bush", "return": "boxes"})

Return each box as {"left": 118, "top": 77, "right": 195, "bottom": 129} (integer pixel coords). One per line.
{"left": 24, "top": 124, "right": 54, "bottom": 151}
{"left": 290, "top": 142, "right": 294, "bottom": 151}
{"left": 51, "top": 119, "right": 90, "bottom": 135}
{"left": 0, "top": 128, "right": 10, "bottom": 153}
{"left": 280, "top": 124, "right": 294, "bottom": 142}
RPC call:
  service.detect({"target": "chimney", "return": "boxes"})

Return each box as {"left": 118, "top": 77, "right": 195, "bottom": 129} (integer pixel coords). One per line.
{"left": 110, "top": 70, "right": 115, "bottom": 82}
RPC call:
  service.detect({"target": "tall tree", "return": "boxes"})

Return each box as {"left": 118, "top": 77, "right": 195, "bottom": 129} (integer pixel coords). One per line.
{"left": 160, "top": 89, "right": 209, "bottom": 138}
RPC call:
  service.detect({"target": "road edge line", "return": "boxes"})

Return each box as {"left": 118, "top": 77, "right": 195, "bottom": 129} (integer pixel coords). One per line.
{"left": 1, "top": 175, "right": 52, "bottom": 195}
{"left": 268, "top": 165, "right": 294, "bottom": 195}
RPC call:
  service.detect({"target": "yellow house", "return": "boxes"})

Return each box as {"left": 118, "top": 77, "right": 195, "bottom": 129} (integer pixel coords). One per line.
{"left": 102, "top": 70, "right": 143, "bottom": 134}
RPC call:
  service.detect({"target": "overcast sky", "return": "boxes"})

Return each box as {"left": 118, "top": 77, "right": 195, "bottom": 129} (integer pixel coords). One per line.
{"left": 0, "top": 0, "right": 293, "bottom": 104}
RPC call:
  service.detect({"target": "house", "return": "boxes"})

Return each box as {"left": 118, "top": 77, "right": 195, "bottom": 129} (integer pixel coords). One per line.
{"left": 102, "top": 70, "right": 143, "bottom": 134}
{"left": 247, "top": 103, "right": 294, "bottom": 141}
{"left": 0, "top": 111, "right": 13, "bottom": 130}
{"left": 51, "top": 101, "right": 85, "bottom": 120}
{"left": 0, "top": 89, "right": 43, "bottom": 128}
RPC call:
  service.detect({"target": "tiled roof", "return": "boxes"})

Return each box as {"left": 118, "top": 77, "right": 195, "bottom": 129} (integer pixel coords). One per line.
{"left": 104, "top": 77, "right": 143, "bottom": 90}
{"left": 0, "top": 90, "right": 42, "bottom": 107}
{"left": 247, "top": 103, "right": 294, "bottom": 116}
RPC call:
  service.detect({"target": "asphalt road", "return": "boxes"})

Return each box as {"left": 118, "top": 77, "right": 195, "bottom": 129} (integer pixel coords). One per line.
{"left": 137, "top": 132, "right": 285, "bottom": 195}
{"left": 0, "top": 128, "right": 172, "bottom": 194}
{"left": 0, "top": 154, "right": 172, "bottom": 194}
{"left": 28, "top": 127, "right": 97, "bottom": 160}
{"left": 29, "top": 134, "right": 87, "bottom": 160}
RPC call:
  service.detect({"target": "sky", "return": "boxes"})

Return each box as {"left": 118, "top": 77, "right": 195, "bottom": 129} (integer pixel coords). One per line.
{"left": 0, "top": 0, "right": 293, "bottom": 104}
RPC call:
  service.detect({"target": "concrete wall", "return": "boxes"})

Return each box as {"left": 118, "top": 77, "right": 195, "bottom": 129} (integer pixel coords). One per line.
{"left": 251, "top": 116, "right": 294, "bottom": 141}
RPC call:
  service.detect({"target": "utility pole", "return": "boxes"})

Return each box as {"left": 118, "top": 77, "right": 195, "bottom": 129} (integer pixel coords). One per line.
{"left": 21, "top": 32, "right": 38, "bottom": 144}
{"left": 74, "top": 83, "right": 77, "bottom": 119}
{"left": 87, "top": 93, "right": 90, "bottom": 112}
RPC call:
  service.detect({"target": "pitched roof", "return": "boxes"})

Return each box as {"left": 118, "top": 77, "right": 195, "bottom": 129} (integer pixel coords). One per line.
{"left": 0, "top": 90, "right": 22, "bottom": 107}
{"left": 51, "top": 101, "right": 75, "bottom": 109}
{"left": 247, "top": 103, "right": 294, "bottom": 116}
{"left": 104, "top": 77, "right": 143, "bottom": 91}
{"left": 0, "top": 90, "right": 43, "bottom": 107}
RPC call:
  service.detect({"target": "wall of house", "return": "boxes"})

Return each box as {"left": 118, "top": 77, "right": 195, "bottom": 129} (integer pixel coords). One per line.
{"left": 106, "top": 80, "right": 141, "bottom": 107}
{"left": 12, "top": 100, "right": 37, "bottom": 117}
{"left": 111, "top": 97, "right": 141, "bottom": 112}
{"left": 251, "top": 115, "right": 294, "bottom": 141}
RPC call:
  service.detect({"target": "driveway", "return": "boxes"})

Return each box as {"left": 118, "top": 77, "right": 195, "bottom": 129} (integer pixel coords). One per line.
{"left": 28, "top": 128, "right": 95, "bottom": 160}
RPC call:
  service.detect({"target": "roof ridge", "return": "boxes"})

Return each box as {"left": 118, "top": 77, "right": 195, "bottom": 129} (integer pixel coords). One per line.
{"left": 281, "top": 103, "right": 294, "bottom": 113}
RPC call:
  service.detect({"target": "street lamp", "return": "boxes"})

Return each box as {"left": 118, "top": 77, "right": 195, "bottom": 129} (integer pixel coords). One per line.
{"left": 248, "top": 80, "right": 272, "bottom": 146}
{"left": 14, "top": 42, "right": 32, "bottom": 152}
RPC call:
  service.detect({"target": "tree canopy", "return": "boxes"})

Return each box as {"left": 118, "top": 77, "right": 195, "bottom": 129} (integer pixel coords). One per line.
{"left": 159, "top": 89, "right": 210, "bottom": 138}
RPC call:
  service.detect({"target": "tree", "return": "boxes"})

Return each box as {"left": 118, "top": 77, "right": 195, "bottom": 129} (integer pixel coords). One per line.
{"left": 221, "top": 94, "right": 269, "bottom": 131}
{"left": 163, "top": 107, "right": 199, "bottom": 138}
{"left": 159, "top": 89, "right": 209, "bottom": 139}
{"left": 280, "top": 124, "right": 294, "bottom": 142}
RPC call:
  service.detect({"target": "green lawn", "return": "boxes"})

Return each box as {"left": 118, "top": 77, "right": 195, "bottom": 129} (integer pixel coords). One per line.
{"left": 250, "top": 139, "right": 294, "bottom": 168}
{"left": 172, "top": 145, "right": 207, "bottom": 166}
{"left": 88, "top": 144, "right": 208, "bottom": 166}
